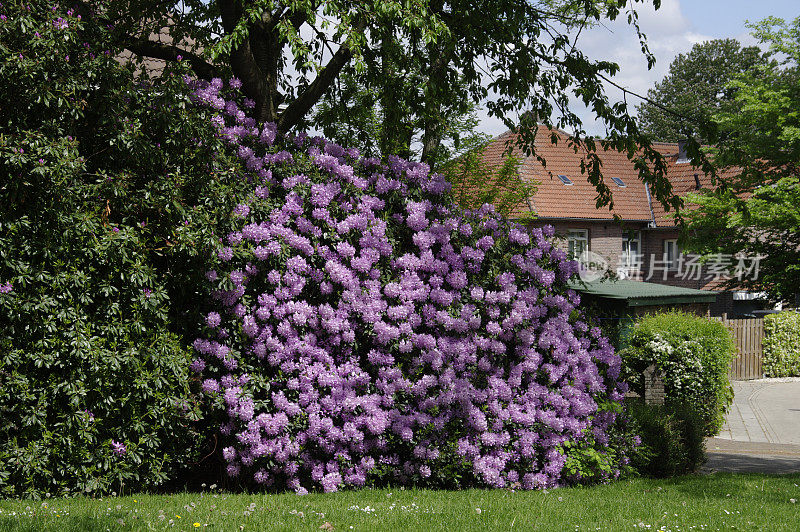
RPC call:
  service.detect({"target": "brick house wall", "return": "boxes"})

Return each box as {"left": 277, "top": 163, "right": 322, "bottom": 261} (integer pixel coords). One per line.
{"left": 478, "top": 124, "right": 765, "bottom": 318}
{"left": 531, "top": 220, "right": 734, "bottom": 316}
{"left": 536, "top": 220, "right": 650, "bottom": 275}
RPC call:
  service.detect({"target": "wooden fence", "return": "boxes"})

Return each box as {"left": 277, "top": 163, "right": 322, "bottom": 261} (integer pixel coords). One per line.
{"left": 712, "top": 315, "right": 764, "bottom": 380}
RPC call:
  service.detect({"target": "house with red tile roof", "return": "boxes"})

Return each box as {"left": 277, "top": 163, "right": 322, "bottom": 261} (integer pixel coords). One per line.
{"left": 470, "top": 125, "right": 770, "bottom": 317}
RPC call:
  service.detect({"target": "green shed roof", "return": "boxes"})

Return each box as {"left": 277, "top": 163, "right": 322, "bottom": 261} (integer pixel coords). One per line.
{"left": 567, "top": 279, "right": 717, "bottom": 307}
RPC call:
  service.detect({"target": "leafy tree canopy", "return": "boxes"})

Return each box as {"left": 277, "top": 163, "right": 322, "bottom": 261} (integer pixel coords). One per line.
{"left": 636, "top": 38, "right": 766, "bottom": 143}
{"left": 75, "top": 0, "right": 708, "bottom": 216}
{"left": 683, "top": 16, "right": 800, "bottom": 304}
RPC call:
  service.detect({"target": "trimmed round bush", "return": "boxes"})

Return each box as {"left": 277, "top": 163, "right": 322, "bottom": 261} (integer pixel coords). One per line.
{"left": 763, "top": 311, "right": 800, "bottom": 377}
{"left": 619, "top": 312, "right": 735, "bottom": 436}
{"left": 190, "top": 79, "right": 633, "bottom": 493}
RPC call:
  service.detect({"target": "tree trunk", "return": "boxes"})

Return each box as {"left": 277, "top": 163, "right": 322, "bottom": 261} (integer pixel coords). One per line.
{"left": 420, "top": 33, "right": 454, "bottom": 168}
{"left": 218, "top": 0, "right": 274, "bottom": 123}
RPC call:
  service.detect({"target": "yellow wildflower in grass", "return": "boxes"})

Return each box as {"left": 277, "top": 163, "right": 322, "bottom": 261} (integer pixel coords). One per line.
{"left": 194, "top": 523, "right": 201, "bottom": 528}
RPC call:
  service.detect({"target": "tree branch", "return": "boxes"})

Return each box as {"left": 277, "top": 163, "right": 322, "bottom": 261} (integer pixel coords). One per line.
{"left": 596, "top": 72, "right": 705, "bottom": 126}
{"left": 72, "top": 0, "right": 219, "bottom": 80}
{"left": 124, "top": 38, "right": 219, "bottom": 80}
{"left": 276, "top": 20, "right": 367, "bottom": 132}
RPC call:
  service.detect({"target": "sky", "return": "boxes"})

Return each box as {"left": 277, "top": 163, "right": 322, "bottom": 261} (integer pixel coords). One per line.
{"left": 475, "top": 0, "right": 800, "bottom": 139}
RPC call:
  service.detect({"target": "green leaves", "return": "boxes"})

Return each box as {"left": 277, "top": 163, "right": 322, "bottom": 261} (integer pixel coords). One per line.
{"left": 681, "top": 16, "right": 800, "bottom": 303}
{"left": 619, "top": 312, "right": 735, "bottom": 437}
{"left": 0, "top": 2, "right": 243, "bottom": 497}
{"left": 763, "top": 312, "right": 800, "bottom": 377}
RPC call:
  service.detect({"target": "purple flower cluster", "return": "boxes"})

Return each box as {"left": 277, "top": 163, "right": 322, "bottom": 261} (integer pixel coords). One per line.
{"left": 190, "top": 79, "right": 627, "bottom": 493}
{"left": 111, "top": 440, "right": 127, "bottom": 456}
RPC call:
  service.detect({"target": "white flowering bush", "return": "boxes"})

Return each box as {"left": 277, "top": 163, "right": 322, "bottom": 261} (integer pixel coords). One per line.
{"left": 620, "top": 312, "right": 735, "bottom": 436}
{"left": 189, "top": 78, "right": 636, "bottom": 493}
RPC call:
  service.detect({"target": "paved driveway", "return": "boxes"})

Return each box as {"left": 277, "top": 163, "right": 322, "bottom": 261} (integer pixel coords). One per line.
{"left": 717, "top": 379, "right": 800, "bottom": 445}
{"left": 705, "top": 378, "right": 800, "bottom": 474}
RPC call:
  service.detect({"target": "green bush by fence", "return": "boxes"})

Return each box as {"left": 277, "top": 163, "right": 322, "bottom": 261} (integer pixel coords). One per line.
{"left": 763, "top": 312, "right": 800, "bottom": 377}
{"left": 619, "top": 312, "right": 736, "bottom": 436}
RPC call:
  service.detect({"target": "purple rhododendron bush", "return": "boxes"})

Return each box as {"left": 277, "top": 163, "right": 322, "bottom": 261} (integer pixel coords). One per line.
{"left": 190, "top": 79, "right": 635, "bottom": 493}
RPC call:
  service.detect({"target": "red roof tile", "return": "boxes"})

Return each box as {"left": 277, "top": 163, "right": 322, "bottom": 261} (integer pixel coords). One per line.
{"left": 470, "top": 126, "right": 727, "bottom": 226}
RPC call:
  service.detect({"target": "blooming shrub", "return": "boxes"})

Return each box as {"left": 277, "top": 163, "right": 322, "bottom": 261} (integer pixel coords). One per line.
{"left": 763, "top": 311, "right": 800, "bottom": 377}
{"left": 1, "top": 1, "right": 634, "bottom": 497}
{"left": 619, "top": 312, "right": 735, "bottom": 436}
{"left": 190, "top": 79, "right": 633, "bottom": 493}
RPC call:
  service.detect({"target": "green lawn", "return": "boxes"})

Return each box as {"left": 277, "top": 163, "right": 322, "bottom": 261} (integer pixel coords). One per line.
{"left": 1, "top": 474, "right": 798, "bottom": 531}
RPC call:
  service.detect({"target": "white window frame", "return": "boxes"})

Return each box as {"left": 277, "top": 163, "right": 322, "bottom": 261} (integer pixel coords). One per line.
{"left": 621, "top": 231, "right": 641, "bottom": 267}
{"left": 567, "top": 229, "right": 589, "bottom": 260}
{"left": 663, "top": 239, "right": 679, "bottom": 270}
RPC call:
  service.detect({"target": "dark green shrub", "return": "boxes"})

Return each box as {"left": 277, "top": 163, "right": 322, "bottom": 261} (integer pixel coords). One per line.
{"left": 0, "top": 1, "right": 243, "bottom": 497}
{"left": 763, "top": 312, "right": 800, "bottom": 377}
{"left": 627, "top": 401, "right": 706, "bottom": 477}
{"left": 619, "top": 312, "right": 735, "bottom": 436}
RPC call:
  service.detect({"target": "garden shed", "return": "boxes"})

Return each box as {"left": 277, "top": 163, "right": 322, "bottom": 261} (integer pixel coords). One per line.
{"left": 569, "top": 279, "right": 718, "bottom": 348}
{"left": 570, "top": 279, "right": 717, "bottom": 316}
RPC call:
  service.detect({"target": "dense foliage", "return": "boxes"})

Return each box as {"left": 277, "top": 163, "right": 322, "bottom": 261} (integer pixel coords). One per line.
{"left": 763, "top": 312, "right": 800, "bottom": 377}
{"left": 85, "top": 0, "right": 710, "bottom": 214}
{"left": 0, "top": 1, "right": 244, "bottom": 497}
{"left": 683, "top": 17, "right": 800, "bottom": 305}
{"left": 636, "top": 39, "right": 764, "bottom": 143}
{"left": 626, "top": 402, "right": 706, "bottom": 478}
{"left": 619, "top": 312, "right": 735, "bottom": 436}
{"left": 190, "top": 79, "right": 634, "bottom": 493}
{"left": 2, "top": 0, "right": 637, "bottom": 497}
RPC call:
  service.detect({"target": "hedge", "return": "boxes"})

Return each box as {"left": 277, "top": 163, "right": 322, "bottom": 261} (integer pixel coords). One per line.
{"left": 627, "top": 402, "right": 706, "bottom": 477}
{"left": 763, "top": 312, "right": 800, "bottom": 377}
{"left": 619, "top": 312, "right": 735, "bottom": 436}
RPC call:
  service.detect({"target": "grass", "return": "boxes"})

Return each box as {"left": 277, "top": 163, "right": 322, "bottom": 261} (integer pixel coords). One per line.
{"left": 0, "top": 474, "right": 798, "bottom": 531}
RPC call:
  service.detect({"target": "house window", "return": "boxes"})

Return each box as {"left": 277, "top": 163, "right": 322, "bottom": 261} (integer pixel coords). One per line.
{"left": 621, "top": 231, "right": 641, "bottom": 267}
{"left": 663, "top": 239, "right": 679, "bottom": 269}
{"left": 557, "top": 174, "right": 573, "bottom": 185}
{"left": 567, "top": 229, "right": 588, "bottom": 259}
{"left": 611, "top": 177, "right": 626, "bottom": 187}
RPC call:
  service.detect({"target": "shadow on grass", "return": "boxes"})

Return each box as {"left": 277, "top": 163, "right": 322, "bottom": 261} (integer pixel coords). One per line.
{"left": 0, "top": 514, "right": 136, "bottom": 532}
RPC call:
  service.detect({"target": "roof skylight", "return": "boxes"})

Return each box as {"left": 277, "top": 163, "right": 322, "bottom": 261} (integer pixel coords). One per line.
{"left": 557, "top": 174, "right": 573, "bottom": 185}
{"left": 611, "top": 177, "right": 626, "bottom": 187}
